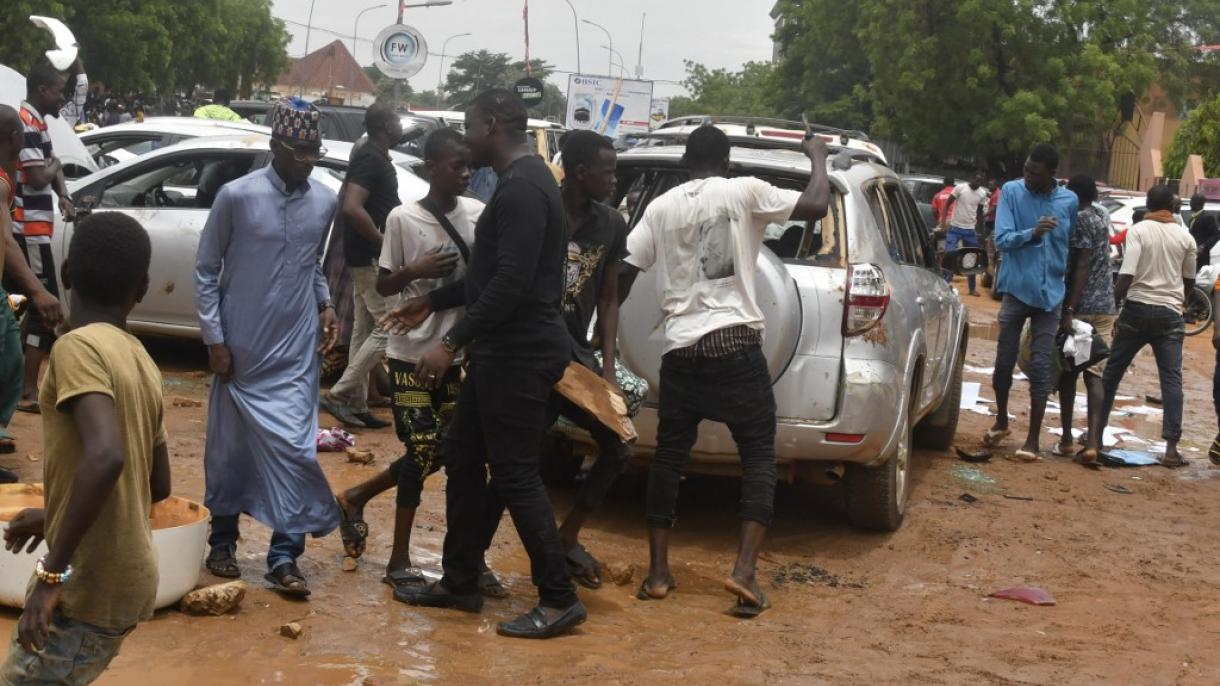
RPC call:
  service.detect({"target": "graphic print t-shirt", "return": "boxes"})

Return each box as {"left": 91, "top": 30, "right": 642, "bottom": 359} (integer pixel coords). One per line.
{"left": 564, "top": 201, "right": 628, "bottom": 368}
{"left": 625, "top": 176, "right": 799, "bottom": 352}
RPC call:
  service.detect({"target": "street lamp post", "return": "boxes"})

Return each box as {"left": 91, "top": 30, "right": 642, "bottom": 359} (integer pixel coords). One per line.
{"left": 353, "top": 4, "right": 387, "bottom": 58}
{"left": 581, "top": 19, "right": 612, "bottom": 77}
{"left": 563, "top": 0, "right": 581, "bottom": 75}
{"left": 300, "top": 0, "right": 319, "bottom": 95}
{"left": 601, "top": 44, "right": 626, "bottom": 79}
{"left": 436, "top": 32, "right": 472, "bottom": 108}
{"left": 391, "top": 0, "right": 453, "bottom": 105}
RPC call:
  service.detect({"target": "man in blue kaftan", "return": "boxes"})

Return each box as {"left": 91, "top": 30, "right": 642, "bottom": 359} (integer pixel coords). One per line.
{"left": 194, "top": 98, "right": 340, "bottom": 598}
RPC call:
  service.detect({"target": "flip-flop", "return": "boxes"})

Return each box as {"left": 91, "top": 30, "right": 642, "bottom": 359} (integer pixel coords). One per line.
{"left": 1074, "top": 449, "right": 1101, "bottom": 470}
{"left": 1209, "top": 435, "right": 1220, "bottom": 466}
{"left": 335, "top": 496, "right": 368, "bottom": 559}
{"left": 982, "top": 428, "right": 1011, "bottom": 448}
{"left": 14, "top": 401, "right": 38, "bottom": 415}
{"left": 636, "top": 577, "right": 675, "bottom": 601}
{"left": 479, "top": 569, "right": 509, "bottom": 599}
{"left": 724, "top": 577, "right": 770, "bottom": 618}
{"left": 1051, "top": 443, "right": 1075, "bottom": 458}
{"left": 565, "top": 543, "right": 603, "bottom": 590}
{"left": 382, "top": 567, "right": 427, "bottom": 591}
{"left": 265, "top": 562, "right": 311, "bottom": 598}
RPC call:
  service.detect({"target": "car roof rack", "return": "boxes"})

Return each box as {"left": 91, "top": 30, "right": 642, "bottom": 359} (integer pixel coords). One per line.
{"left": 654, "top": 114, "right": 871, "bottom": 142}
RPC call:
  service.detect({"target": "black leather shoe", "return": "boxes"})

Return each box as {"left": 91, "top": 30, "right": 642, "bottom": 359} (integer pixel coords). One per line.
{"left": 496, "top": 601, "right": 587, "bottom": 639}
{"left": 353, "top": 412, "right": 392, "bottom": 430}
{"left": 394, "top": 580, "right": 483, "bottom": 613}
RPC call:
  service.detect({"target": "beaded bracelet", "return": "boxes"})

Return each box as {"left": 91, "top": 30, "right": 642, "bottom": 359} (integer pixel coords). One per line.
{"left": 35, "top": 557, "right": 73, "bottom": 585}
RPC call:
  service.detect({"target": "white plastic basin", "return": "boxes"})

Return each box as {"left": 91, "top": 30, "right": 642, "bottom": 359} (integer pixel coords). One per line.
{"left": 0, "top": 484, "right": 209, "bottom": 610}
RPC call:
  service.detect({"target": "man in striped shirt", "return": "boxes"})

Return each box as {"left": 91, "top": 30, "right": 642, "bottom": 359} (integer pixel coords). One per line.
{"left": 14, "top": 62, "right": 74, "bottom": 412}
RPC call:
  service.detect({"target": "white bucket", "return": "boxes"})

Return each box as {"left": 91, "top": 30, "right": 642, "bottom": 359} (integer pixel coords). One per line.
{"left": 0, "top": 484, "right": 209, "bottom": 610}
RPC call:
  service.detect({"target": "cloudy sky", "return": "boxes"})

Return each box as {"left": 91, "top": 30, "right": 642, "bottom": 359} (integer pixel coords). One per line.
{"left": 270, "top": 0, "right": 777, "bottom": 98}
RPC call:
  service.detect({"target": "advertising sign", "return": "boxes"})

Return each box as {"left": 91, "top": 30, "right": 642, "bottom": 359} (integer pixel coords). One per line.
{"left": 515, "top": 77, "right": 545, "bottom": 108}
{"left": 565, "top": 74, "right": 654, "bottom": 140}
{"left": 374, "top": 24, "right": 428, "bottom": 80}
{"left": 649, "top": 98, "right": 670, "bottom": 129}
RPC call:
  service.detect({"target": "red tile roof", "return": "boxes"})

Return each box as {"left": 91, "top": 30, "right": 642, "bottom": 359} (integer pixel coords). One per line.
{"left": 276, "top": 40, "right": 376, "bottom": 94}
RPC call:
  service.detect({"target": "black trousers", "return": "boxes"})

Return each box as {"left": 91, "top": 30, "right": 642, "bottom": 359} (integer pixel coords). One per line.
{"left": 647, "top": 346, "right": 778, "bottom": 529}
{"left": 439, "top": 361, "right": 577, "bottom": 609}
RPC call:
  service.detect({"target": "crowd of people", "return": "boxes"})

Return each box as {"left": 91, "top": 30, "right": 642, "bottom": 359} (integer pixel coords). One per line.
{"left": 0, "top": 51, "right": 836, "bottom": 682}
{"left": 1, "top": 51, "right": 1218, "bottom": 684}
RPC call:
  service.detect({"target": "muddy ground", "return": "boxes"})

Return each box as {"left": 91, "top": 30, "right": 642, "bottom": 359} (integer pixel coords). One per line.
{"left": 3, "top": 284, "right": 1220, "bottom": 685}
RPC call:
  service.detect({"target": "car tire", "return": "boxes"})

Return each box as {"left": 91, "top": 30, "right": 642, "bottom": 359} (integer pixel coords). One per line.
{"left": 845, "top": 396, "right": 912, "bottom": 532}
{"left": 914, "top": 330, "right": 967, "bottom": 451}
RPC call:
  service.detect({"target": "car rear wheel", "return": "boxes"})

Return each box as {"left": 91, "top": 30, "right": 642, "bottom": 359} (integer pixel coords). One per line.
{"left": 845, "top": 396, "right": 912, "bottom": 532}
{"left": 914, "top": 330, "right": 967, "bottom": 450}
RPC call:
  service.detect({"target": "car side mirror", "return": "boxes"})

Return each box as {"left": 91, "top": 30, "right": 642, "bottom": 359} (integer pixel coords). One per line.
{"left": 73, "top": 194, "right": 99, "bottom": 222}
{"left": 943, "top": 247, "right": 987, "bottom": 275}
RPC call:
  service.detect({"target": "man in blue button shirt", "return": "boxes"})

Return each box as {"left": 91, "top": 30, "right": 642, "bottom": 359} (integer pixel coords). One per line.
{"left": 984, "top": 144, "right": 1078, "bottom": 461}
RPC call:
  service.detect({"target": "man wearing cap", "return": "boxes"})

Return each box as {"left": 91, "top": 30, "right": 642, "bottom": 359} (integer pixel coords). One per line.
{"left": 194, "top": 98, "right": 341, "bottom": 597}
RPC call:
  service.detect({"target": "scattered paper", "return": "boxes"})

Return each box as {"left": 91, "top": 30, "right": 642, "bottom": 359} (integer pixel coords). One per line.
{"left": 1118, "top": 405, "right": 1164, "bottom": 416}
{"left": 960, "top": 382, "right": 982, "bottom": 410}
{"left": 965, "top": 365, "right": 994, "bottom": 375}
{"left": 1046, "top": 426, "right": 1131, "bottom": 448}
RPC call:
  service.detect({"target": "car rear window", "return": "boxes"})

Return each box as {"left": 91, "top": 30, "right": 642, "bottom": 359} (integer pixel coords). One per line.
{"left": 615, "top": 167, "right": 847, "bottom": 268}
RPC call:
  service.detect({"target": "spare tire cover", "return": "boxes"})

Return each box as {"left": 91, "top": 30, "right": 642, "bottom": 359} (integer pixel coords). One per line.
{"left": 619, "top": 248, "right": 802, "bottom": 400}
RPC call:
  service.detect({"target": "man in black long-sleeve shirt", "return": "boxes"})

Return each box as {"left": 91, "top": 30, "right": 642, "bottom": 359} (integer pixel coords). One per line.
{"left": 382, "top": 89, "right": 585, "bottom": 639}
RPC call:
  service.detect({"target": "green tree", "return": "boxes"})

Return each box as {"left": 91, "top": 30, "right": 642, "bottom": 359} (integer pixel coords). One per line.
{"left": 772, "top": 0, "right": 1220, "bottom": 173}
{"left": 364, "top": 66, "right": 416, "bottom": 108}
{"left": 440, "top": 51, "right": 565, "bottom": 119}
{"left": 1166, "top": 93, "right": 1220, "bottom": 178}
{"left": 666, "top": 61, "right": 780, "bottom": 119}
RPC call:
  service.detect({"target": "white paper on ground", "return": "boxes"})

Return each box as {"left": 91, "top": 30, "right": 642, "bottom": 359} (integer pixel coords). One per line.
{"left": 965, "top": 365, "right": 994, "bottom": 375}
{"left": 1119, "top": 405, "right": 1164, "bottom": 416}
{"left": 960, "top": 382, "right": 981, "bottom": 410}
{"left": 1047, "top": 426, "right": 1129, "bottom": 447}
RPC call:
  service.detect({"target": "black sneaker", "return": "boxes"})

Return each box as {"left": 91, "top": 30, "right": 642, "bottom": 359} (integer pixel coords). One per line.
{"left": 496, "top": 601, "right": 587, "bottom": 639}
{"left": 353, "top": 412, "right": 391, "bottom": 430}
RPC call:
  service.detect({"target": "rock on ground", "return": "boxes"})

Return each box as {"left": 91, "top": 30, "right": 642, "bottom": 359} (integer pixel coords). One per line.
{"left": 179, "top": 581, "right": 247, "bottom": 616}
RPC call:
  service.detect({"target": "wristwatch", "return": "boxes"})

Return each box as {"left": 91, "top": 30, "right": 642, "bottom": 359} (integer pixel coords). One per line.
{"left": 318, "top": 300, "right": 335, "bottom": 313}
{"left": 441, "top": 335, "right": 459, "bottom": 354}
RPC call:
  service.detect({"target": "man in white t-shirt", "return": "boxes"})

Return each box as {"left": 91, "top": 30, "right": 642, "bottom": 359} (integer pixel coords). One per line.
{"left": 1101, "top": 184, "right": 1197, "bottom": 468}
{"left": 939, "top": 172, "right": 990, "bottom": 296}
{"left": 333, "top": 129, "right": 504, "bottom": 595}
{"left": 619, "top": 126, "right": 829, "bottom": 617}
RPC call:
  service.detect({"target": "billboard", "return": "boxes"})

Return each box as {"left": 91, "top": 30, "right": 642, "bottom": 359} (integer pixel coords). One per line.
{"left": 649, "top": 97, "right": 670, "bottom": 129}
{"left": 565, "top": 74, "right": 655, "bottom": 141}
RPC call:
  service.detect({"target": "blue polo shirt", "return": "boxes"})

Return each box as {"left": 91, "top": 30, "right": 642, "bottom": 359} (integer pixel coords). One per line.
{"left": 993, "top": 180, "right": 1079, "bottom": 311}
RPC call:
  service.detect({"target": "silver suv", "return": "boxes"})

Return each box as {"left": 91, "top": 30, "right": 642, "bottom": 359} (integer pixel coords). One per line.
{"left": 585, "top": 146, "right": 975, "bottom": 532}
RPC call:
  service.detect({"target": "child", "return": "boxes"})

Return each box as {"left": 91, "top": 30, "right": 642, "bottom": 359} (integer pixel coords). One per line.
{"left": 334, "top": 128, "right": 503, "bottom": 597}
{"left": 1, "top": 212, "right": 170, "bottom": 685}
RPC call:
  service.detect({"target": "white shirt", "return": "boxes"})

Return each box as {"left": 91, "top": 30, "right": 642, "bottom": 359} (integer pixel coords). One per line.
{"left": 379, "top": 196, "right": 483, "bottom": 363}
{"left": 625, "top": 176, "right": 799, "bottom": 352}
{"left": 949, "top": 183, "right": 989, "bottom": 229}
{"left": 1119, "top": 218, "right": 1197, "bottom": 311}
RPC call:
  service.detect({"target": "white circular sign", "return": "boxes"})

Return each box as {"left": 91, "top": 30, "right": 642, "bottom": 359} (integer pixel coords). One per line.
{"left": 374, "top": 24, "right": 428, "bottom": 80}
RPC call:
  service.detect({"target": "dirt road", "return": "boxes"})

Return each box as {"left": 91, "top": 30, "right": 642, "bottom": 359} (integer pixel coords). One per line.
{"left": 2, "top": 289, "right": 1219, "bottom": 685}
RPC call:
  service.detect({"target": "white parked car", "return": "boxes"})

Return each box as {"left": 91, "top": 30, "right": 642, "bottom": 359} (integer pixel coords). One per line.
{"left": 72, "top": 117, "right": 272, "bottom": 176}
{"left": 55, "top": 134, "right": 428, "bottom": 338}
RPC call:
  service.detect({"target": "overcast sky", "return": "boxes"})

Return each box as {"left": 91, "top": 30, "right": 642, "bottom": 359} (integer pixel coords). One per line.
{"left": 270, "top": 0, "right": 777, "bottom": 99}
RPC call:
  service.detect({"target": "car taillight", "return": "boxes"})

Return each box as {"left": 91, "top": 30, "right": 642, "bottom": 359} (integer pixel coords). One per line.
{"left": 843, "top": 263, "right": 890, "bottom": 336}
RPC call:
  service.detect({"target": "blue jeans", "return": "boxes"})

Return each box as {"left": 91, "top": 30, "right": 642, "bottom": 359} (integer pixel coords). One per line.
{"left": 208, "top": 514, "right": 305, "bottom": 572}
{"left": 945, "top": 227, "right": 980, "bottom": 291}
{"left": 1102, "top": 301, "right": 1185, "bottom": 441}
{"left": 0, "top": 611, "right": 132, "bottom": 686}
{"left": 994, "top": 294, "right": 1060, "bottom": 402}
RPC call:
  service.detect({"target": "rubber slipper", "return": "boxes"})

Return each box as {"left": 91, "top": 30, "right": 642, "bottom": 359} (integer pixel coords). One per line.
{"left": 955, "top": 447, "right": 992, "bottom": 463}
{"left": 729, "top": 590, "right": 771, "bottom": 618}
{"left": 565, "top": 543, "right": 603, "bottom": 590}
{"left": 1051, "top": 444, "right": 1075, "bottom": 458}
{"left": 335, "top": 496, "right": 368, "bottom": 559}
{"left": 1074, "top": 449, "right": 1101, "bottom": 470}
{"left": 265, "top": 562, "right": 311, "bottom": 598}
{"left": 982, "top": 428, "right": 1011, "bottom": 448}
{"left": 382, "top": 567, "right": 427, "bottom": 591}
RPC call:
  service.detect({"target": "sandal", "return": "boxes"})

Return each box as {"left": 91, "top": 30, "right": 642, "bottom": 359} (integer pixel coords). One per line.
{"left": 565, "top": 543, "right": 603, "bottom": 590}
{"left": 982, "top": 428, "right": 1011, "bottom": 448}
{"left": 382, "top": 567, "right": 428, "bottom": 591}
{"left": 479, "top": 568, "right": 509, "bottom": 599}
{"left": 1074, "top": 449, "right": 1101, "bottom": 471}
{"left": 724, "top": 576, "right": 770, "bottom": 618}
{"left": 1210, "top": 435, "right": 1220, "bottom": 466}
{"left": 0, "top": 428, "right": 14, "bottom": 455}
{"left": 1007, "top": 449, "right": 1043, "bottom": 463}
{"left": 265, "top": 562, "right": 311, "bottom": 598}
{"left": 1159, "top": 454, "right": 1189, "bottom": 470}
{"left": 636, "top": 576, "right": 675, "bottom": 601}
{"left": 205, "top": 545, "right": 241, "bottom": 579}
{"left": 14, "top": 401, "right": 38, "bottom": 415}
{"left": 335, "top": 496, "right": 368, "bottom": 559}
{"left": 1051, "top": 443, "right": 1075, "bottom": 458}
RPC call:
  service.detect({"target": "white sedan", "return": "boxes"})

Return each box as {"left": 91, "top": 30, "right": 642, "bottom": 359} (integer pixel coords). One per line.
{"left": 71, "top": 117, "right": 272, "bottom": 177}
{"left": 55, "top": 134, "right": 428, "bottom": 338}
